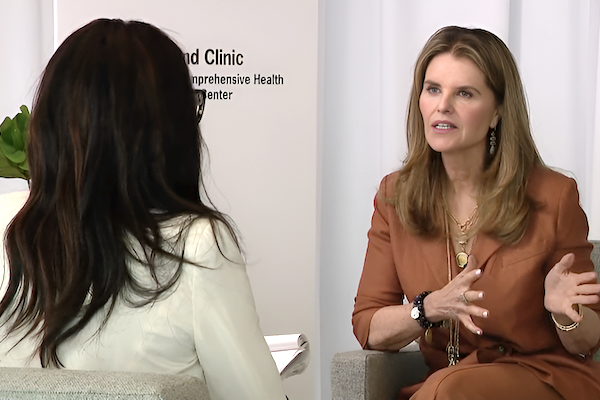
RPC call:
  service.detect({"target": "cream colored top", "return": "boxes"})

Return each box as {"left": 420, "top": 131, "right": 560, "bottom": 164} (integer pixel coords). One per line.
{"left": 0, "top": 190, "right": 286, "bottom": 400}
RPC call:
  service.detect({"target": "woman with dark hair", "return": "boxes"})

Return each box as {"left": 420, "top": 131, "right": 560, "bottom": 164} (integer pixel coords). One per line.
{"left": 353, "top": 26, "right": 600, "bottom": 399}
{"left": 0, "top": 19, "right": 286, "bottom": 400}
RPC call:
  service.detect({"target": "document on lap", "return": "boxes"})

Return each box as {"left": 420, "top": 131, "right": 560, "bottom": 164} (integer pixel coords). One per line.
{"left": 265, "top": 334, "right": 310, "bottom": 380}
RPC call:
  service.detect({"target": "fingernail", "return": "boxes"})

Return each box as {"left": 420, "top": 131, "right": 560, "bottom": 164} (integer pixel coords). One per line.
{"left": 478, "top": 292, "right": 484, "bottom": 299}
{"left": 476, "top": 330, "right": 483, "bottom": 335}
{"left": 476, "top": 269, "right": 482, "bottom": 276}
{"left": 482, "top": 311, "right": 489, "bottom": 318}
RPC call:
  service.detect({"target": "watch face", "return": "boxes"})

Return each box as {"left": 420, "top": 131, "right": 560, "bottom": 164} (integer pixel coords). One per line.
{"left": 411, "top": 306, "right": 420, "bottom": 320}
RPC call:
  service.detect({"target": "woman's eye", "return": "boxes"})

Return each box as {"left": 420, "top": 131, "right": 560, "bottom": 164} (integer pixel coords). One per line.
{"left": 458, "top": 90, "right": 472, "bottom": 98}
{"left": 426, "top": 86, "right": 440, "bottom": 94}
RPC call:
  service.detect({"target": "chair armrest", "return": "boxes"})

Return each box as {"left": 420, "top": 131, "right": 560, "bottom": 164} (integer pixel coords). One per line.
{"left": 0, "top": 367, "right": 209, "bottom": 400}
{"left": 331, "top": 348, "right": 428, "bottom": 400}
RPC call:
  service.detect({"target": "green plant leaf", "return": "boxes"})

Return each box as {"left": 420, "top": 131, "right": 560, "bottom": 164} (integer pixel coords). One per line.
{"left": 0, "top": 153, "right": 27, "bottom": 179}
{"left": 0, "top": 105, "right": 30, "bottom": 180}
{"left": 0, "top": 137, "right": 26, "bottom": 164}
{"left": 17, "top": 105, "right": 29, "bottom": 148}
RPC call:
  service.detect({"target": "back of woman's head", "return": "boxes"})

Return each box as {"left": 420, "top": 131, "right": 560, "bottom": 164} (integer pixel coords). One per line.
{"left": 30, "top": 19, "right": 202, "bottom": 214}
{"left": 3, "top": 19, "right": 231, "bottom": 367}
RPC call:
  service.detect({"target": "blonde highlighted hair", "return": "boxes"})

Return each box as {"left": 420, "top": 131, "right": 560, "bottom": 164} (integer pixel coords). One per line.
{"left": 394, "top": 26, "right": 543, "bottom": 243}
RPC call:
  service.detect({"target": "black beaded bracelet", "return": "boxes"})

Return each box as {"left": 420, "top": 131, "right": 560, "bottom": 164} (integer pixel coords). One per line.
{"left": 411, "top": 291, "right": 441, "bottom": 330}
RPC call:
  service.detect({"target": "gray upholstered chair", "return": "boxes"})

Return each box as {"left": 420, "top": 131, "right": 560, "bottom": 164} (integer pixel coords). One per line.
{"left": 331, "top": 240, "right": 600, "bottom": 400}
{"left": 0, "top": 334, "right": 305, "bottom": 399}
{"left": 0, "top": 368, "right": 208, "bottom": 399}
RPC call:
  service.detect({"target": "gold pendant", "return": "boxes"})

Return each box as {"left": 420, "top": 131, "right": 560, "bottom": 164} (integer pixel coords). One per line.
{"left": 456, "top": 252, "right": 469, "bottom": 269}
{"left": 425, "top": 327, "right": 433, "bottom": 343}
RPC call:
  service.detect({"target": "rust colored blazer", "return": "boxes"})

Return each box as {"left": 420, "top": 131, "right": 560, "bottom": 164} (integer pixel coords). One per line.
{"left": 353, "top": 166, "right": 600, "bottom": 400}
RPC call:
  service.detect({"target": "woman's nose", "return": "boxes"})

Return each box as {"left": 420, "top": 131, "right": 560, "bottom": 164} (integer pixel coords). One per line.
{"left": 437, "top": 94, "right": 453, "bottom": 114}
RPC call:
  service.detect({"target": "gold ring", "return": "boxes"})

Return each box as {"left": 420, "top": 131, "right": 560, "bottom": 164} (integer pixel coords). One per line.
{"left": 459, "top": 292, "right": 469, "bottom": 304}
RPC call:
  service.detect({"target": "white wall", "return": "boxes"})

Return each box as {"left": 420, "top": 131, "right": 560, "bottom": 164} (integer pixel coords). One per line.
{"left": 0, "top": 0, "right": 53, "bottom": 195}
{"left": 319, "top": 2, "right": 383, "bottom": 399}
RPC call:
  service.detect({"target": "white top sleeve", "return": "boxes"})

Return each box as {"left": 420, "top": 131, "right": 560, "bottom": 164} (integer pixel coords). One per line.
{"left": 185, "top": 221, "right": 286, "bottom": 400}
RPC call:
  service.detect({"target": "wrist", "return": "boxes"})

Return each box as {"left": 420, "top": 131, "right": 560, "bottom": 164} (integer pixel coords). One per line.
{"left": 551, "top": 304, "right": 582, "bottom": 332}
{"left": 410, "top": 291, "right": 442, "bottom": 330}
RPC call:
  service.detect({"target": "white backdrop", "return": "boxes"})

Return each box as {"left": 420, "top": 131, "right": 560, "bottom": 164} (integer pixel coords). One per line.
{"left": 1, "top": 1, "right": 600, "bottom": 400}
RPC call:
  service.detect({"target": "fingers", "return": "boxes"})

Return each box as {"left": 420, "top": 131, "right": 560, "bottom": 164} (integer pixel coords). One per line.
{"left": 462, "top": 254, "right": 480, "bottom": 273}
{"left": 456, "top": 290, "right": 489, "bottom": 335}
{"left": 575, "top": 283, "right": 600, "bottom": 296}
{"left": 461, "top": 290, "right": 485, "bottom": 303}
{"left": 460, "top": 316, "right": 482, "bottom": 335}
{"left": 561, "top": 306, "right": 583, "bottom": 324}
{"left": 552, "top": 253, "right": 575, "bottom": 275}
{"left": 572, "top": 293, "right": 600, "bottom": 306}
{"left": 574, "top": 271, "right": 599, "bottom": 285}
{"left": 458, "top": 310, "right": 487, "bottom": 336}
{"left": 458, "top": 255, "right": 483, "bottom": 288}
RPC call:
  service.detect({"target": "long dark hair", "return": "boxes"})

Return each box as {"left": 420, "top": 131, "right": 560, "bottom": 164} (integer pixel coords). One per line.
{"left": 2, "top": 19, "right": 236, "bottom": 367}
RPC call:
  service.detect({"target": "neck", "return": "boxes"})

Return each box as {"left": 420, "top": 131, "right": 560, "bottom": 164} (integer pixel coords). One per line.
{"left": 442, "top": 152, "right": 483, "bottom": 195}
{"left": 442, "top": 153, "right": 483, "bottom": 222}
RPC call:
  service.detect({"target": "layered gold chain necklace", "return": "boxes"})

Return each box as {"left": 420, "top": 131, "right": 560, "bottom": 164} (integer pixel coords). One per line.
{"left": 444, "top": 204, "right": 478, "bottom": 366}
{"left": 446, "top": 205, "right": 478, "bottom": 269}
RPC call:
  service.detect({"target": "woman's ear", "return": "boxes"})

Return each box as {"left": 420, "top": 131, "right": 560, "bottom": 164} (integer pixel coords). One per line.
{"left": 490, "top": 106, "right": 502, "bottom": 129}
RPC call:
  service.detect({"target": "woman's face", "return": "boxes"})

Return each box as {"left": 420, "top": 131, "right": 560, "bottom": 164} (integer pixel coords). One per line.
{"left": 419, "top": 53, "right": 500, "bottom": 159}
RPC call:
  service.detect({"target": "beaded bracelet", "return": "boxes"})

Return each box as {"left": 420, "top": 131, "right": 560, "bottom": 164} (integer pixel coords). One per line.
{"left": 411, "top": 291, "right": 442, "bottom": 330}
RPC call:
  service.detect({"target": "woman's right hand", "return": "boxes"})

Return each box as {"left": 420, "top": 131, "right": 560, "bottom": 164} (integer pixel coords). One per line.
{"left": 423, "top": 255, "right": 489, "bottom": 335}
{"left": 367, "top": 256, "right": 489, "bottom": 350}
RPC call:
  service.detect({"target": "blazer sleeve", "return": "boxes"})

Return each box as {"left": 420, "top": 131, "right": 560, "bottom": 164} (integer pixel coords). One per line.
{"left": 548, "top": 176, "right": 600, "bottom": 354}
{"left": 186, "top": 221, "right": 286, "bottom": 400}
{"left": 352, "top": 174, "right": 405, "bottom": 348}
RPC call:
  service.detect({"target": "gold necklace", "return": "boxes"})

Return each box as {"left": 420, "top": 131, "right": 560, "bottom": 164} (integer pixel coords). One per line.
{"left": 444, "top": 214, "right": 460, "bottom": 366}
{"left": 446, "top": 205, "right": 478, "bottom": 268}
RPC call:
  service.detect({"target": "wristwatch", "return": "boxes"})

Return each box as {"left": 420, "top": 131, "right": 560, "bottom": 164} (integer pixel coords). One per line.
{"left": 411, "top": 291, "right": 440, "bottom": 330}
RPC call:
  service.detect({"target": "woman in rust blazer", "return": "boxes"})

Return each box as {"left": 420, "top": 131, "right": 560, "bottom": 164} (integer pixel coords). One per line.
{"left": 352, "top": 26, "right": 600, "bottom": 400}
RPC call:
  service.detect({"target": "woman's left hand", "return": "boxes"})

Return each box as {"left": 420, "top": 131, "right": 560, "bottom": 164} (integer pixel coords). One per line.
{"left": 544, "top": 253, "right": 600, "bottom": 322}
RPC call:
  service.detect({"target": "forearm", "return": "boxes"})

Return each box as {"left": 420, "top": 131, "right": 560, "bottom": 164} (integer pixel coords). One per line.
{"left": 366, "top": 304, "right": 423, "bottom": 351}
{"left": 554, "top": 305, "right": 600, "bottom": 355}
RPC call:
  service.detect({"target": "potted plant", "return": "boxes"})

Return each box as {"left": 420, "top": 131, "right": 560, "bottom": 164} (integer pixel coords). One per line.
{"left": 0, "top": 105, "right": 30, "bottom": 181}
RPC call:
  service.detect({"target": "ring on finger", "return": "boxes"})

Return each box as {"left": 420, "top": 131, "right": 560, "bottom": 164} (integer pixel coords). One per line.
{"left": 459, "top": 292, "right": 469, "bottom": 304}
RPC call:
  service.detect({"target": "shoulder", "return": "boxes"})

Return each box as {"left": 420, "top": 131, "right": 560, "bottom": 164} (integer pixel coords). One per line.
{"left": 166, "top": 217, "right": 242, "bottom": 270}
{"left": 528, "top": 165, "right": 576, "bottom": 189}
{"left": 527, "top": 166, "right": 579, "bottom": 204}
{"left": 377, "top": 171, "right": 400, "bottom": 199}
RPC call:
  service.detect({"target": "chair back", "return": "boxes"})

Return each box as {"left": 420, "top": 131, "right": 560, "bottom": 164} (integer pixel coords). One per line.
{"left": 0, "top": 368, "right": 209, "bottom": 400}
{"left": 592, "top": 240, "right": 599, "bottom": 274}
{"left": 591, "top": 240, "right": 599, "bottom": 362}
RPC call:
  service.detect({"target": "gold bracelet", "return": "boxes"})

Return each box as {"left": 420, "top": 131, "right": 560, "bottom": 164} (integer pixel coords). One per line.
{"left": 551, "top": 304, "right": 583, "bottom": 332}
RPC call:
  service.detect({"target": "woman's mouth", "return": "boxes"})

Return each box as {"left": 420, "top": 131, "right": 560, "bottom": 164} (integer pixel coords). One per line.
{"left": 434, "top": 123, "right": 456, "bottom": 130}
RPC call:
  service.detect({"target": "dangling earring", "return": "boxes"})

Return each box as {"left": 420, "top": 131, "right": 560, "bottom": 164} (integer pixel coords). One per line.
{"left": 489, "top": 128, "right": 497, "bottom": 155}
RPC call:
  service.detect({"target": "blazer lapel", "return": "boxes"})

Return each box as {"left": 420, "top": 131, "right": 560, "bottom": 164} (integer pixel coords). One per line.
{"left": 411, "top": 231, "right": 503, "bottom": 288}
{"left": 472, "top": 231, "right": 503, "bottom": 269}
{"left": 415, "top": 234, "right": 451, "bottom": 288}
